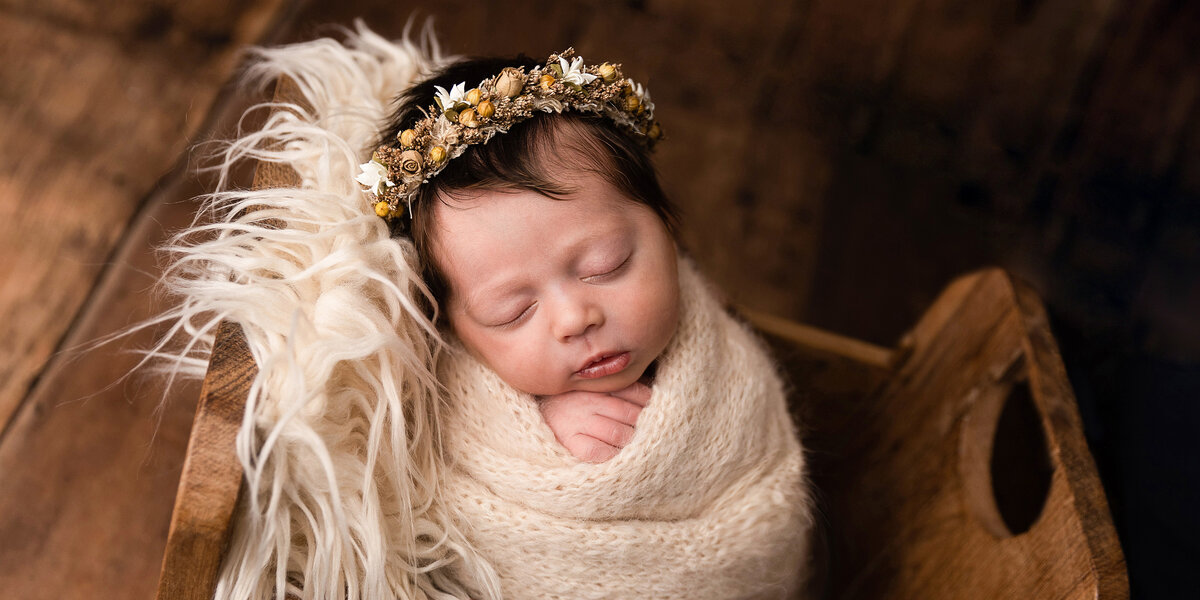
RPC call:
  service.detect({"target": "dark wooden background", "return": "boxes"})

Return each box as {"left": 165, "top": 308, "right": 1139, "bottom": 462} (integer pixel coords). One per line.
{"left": 0, "top": 0, "right": 1195, "bottom": 598}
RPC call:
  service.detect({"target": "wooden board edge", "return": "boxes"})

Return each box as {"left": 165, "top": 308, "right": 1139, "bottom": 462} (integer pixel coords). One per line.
{"left": 155, "top": 321, "right": 256, "bottom": 600}
{"left": 1004, "top": 273, "right": 1131, "bottom": 599}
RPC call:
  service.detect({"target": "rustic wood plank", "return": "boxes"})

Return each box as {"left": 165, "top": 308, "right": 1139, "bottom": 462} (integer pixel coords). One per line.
{"left": 741, "top": 305, "right": 895, "bottom": 369}
{"left": 154, "top": 320, "right": 256, "bottom": 600}
{"left": 0, "top": 174, "right": 209, "bottom": 600}
{"left": 0, "top": 0, "right": 288, "bottom": 433}
{"left": 0, "top": 2, "right": 294, "bottom": 599}
{"left": 1011, "top": 280, "right": 1128, "bottom": 599}
{"left": 807, "top": 268, "right": 1128, "bottom": 599}
{"left": 794, "top": 0, "right": 1124, "bottom": 343}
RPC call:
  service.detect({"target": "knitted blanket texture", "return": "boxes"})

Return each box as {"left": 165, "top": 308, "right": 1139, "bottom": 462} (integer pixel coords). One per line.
{"left": 439, "top": 259, "right": 813, "bottom": 599}
{"left": 149, "top": 23, "right": 811, "bottom": 600}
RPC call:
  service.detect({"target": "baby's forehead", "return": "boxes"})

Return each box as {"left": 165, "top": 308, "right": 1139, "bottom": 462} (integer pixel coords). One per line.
{"left": 432, "top": 186, "right": 648, "bottom": 281}
{"left": 433, "top": 184, "right": 641, "bottom": 245}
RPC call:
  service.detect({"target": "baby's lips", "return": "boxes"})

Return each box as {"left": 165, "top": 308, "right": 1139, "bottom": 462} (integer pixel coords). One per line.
{"left": 574, "top": 351, "right": 631, "bottom": 379}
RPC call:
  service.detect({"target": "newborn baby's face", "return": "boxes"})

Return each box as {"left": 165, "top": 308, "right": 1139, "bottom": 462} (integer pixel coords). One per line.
{"left": 432, "top": 171, "right": 679, "bottom": 396}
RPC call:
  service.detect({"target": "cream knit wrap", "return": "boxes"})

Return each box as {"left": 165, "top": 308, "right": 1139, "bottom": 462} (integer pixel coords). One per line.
{"left": 438, "top": 258, "right": 813, "bottom": 599}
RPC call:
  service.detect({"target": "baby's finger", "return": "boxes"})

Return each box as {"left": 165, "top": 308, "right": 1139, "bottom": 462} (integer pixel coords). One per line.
{"left": 610, "top": 381, "right": 652, "bottom": 407}
{"left": 582, "top": 414, "right": 637, "bottom": 448}
{"left": 563, "top": 434, "right": 619, "bottom": 463}
{"left": 590, "top": 394, "right": 642, "bottom": 426}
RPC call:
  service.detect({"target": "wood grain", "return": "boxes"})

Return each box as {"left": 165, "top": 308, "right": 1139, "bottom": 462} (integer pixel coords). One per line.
{"left": 794, "top": 0, "right": 1200, "bottom": 359}
{"left": 0, "top": 0, "right": 287, "bottom": 432}
{"left": 0, "top": 2, "right": 293, "bottom": 598}
{"left": 795, "top": 269, "right": 1129, "bottom": 599}
{"left": 154, "top": 320, "right": 256, "bottom": 600}
{"left": 741, "top": 305, "right": 895, "bottom": 370}
{"left": 0, "top": 172, "right": 214, "bottom": 600}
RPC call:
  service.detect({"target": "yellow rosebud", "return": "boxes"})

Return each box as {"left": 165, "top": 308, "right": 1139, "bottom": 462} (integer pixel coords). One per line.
{"left": 374, "top": 201, "right": 391, "bottom": 218}
{"left": 429, "top": 146, "right": 447, "bottom": 164}
{"left": 399, "top": 129, "right": 417, "bottom": 148}
{"left": 458, "top": 107, "right": 479, "bottom": 128}
{"left": 389, "top": 204, "right": 406, "bottom": 219}
{"left": 540, "top": 74, "right": 556, "bottom": 91}
{"left": 598, "top": 63, "right": 617, "bottom": 83}
{"left": 465, "top": 88, "right": 482, "bottom": 106}
{"left": 477, "top": 99, "right": 495, "bottom": 118}
{"left": 647, "top": 122, "right": 662, "bottom": 140}
{"left": 623, "top": 95, "right": 640, "bottom": 113}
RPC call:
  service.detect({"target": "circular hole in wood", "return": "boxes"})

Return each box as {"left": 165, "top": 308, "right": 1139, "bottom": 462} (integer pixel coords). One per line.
{"left": 989, "top": 379, "right": 1053, "bottom": 535}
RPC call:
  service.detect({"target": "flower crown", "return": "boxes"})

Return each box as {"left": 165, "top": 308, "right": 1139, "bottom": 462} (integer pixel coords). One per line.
{"left": 356, "top": 48, "right": 662, "bottom": 225}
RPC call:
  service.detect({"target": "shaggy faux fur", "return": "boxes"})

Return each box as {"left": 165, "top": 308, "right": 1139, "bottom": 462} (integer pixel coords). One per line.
{"left": 439, "top": 258, "right": 812, "bottom": 599}
{"left": 148, "top": 23, "right": 500, "bottom": 600}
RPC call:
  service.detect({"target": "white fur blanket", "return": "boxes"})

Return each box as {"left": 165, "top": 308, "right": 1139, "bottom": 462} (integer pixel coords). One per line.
{"left": 438, "top": 258, "right": 812, "bottom": 599}
{"left": 150, "top": 24, "right": 500, "bottom": 600}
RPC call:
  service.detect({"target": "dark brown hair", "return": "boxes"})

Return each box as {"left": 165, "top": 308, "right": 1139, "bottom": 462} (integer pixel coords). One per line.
{"left": 378, "top": 56, "right": 678, "bottom": 307}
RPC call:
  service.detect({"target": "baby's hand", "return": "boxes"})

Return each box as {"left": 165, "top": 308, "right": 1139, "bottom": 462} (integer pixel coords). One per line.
{"left": 537, "top": 382, "right": 651, "bottom": 463}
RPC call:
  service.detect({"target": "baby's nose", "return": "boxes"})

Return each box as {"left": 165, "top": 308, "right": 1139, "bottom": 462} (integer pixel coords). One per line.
{"left": 552, "top": 295, "right": 604, "bottom": 342}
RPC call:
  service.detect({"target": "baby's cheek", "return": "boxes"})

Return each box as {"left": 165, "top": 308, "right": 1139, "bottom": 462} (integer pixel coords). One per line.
{"left": 497, "top": 345, "right": 569, "bottom": 396}
{"left": 647, "top": 278, "right": 681, "bottom": 346}
{"left": 453, "top": 324, "right": 535, "bottom": 386}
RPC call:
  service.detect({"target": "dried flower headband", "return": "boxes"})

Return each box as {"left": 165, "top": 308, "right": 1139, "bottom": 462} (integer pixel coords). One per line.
{"left": 356, "top": 48, "right": 662, "bottom": 227}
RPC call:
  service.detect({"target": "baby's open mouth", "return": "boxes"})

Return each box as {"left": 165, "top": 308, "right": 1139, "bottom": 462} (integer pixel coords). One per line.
{"left": 575, "top": 352, "right": 631, "bottom": 379}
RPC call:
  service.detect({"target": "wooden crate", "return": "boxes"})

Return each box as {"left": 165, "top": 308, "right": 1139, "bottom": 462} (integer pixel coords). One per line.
{"left": 155, "top": 79, "right": 1127, "bottom": 600}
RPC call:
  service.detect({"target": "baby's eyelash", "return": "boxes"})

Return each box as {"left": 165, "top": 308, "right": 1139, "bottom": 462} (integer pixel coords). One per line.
{"left": 583, "top": 254, "right": 631, "bottom": 282}
{"left": 496, "top": 303, "right": 535, "bottom": 328}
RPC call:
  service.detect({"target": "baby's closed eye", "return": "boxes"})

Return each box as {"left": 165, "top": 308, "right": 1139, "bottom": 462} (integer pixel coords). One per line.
{"left": 581, "top": 252, "right": 632, "bottom": 282}
{"left": 492, "top": 302, "right": 535, "bottom": 328}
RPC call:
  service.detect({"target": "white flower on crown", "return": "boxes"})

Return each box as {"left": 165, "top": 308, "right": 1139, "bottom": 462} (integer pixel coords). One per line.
{"left": 630, "top": 80, "right": 655, "bottom": 114}
{"left": 434, "top": 82, "right": 468, "bottom": 112}
{"left": 560, "top": 56, "right": 598, "bottom": 86}
{"left": 356, "top": 160, "right": 393, "bottom": 194}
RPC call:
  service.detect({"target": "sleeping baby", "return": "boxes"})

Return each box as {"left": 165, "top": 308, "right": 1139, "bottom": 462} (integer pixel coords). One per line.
{"left": 166, "top": 35, "right": 814, "bottom": 600}
{"left": 361, "top": 50, "right": 815, "bottom": 599}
